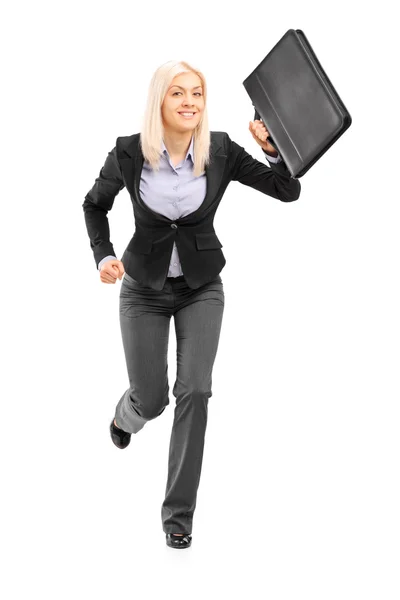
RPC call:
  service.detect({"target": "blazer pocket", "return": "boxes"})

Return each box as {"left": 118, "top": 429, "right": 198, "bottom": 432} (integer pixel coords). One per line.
{"left": 195, "top": 232, "right": 223, "bottom": 250}
{"left": 127, "top": 235, "right": 153, "bottom": 254}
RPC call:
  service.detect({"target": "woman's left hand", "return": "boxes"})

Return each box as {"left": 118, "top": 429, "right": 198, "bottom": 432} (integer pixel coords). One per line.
{"left": 249, "top": 120, "right": 278, "bottom": 156}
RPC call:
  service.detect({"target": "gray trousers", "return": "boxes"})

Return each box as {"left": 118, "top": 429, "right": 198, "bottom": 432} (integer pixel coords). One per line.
{"left": 114, "top": 272, "right": 225, "bottom": 535}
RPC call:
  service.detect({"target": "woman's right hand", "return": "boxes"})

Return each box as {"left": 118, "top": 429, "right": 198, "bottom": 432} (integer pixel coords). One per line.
{"left": 99, "top": 259, "right": 125, "bottom": 284}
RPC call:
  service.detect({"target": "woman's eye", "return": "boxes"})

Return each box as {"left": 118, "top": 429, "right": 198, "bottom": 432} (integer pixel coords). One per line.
{"left": 173, "top": 92, "right": 202, "bottom": 96}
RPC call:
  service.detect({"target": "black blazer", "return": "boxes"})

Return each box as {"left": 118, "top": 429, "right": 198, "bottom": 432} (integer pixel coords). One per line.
{"left": 82, "top": 131, "right": 301, "bottom": 290}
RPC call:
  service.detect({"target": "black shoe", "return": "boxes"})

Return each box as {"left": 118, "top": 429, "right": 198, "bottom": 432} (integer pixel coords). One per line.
{"left": 166, "top": 533, "right": 192, "bottom": 549}
{"left": 109, "top": 418, "right": 131, "bottom": 449}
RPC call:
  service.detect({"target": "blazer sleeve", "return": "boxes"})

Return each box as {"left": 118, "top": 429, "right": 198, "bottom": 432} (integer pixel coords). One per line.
{"left": 82, "top": 143, "right": 125, "bottom": 269}
{"left": 228, "top": 135, "right": 301, "bottom": 202}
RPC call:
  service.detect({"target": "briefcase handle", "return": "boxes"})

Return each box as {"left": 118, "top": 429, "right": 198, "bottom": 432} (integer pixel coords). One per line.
{"left": 253, "top": 108, "right": 279, "bottom": 153}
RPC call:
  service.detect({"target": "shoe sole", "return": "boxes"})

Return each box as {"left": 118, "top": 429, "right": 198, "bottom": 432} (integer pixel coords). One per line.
{"left": 166, "top": 542, "right": 192, "bottom": 549}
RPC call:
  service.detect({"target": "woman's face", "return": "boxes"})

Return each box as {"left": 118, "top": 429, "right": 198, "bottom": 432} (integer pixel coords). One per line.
{"left": 161, "top": 72, "right": 205, "bottom": 135}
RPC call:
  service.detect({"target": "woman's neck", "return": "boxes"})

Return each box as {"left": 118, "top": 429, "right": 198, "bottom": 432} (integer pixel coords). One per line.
{"left": 162, "top": 130, "right": 193, "bottom": 158}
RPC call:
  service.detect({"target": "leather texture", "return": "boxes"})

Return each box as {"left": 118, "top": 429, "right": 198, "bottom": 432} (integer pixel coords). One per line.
{"left": 243, "top": 28, "right": 352, "bottom": 178}
{"left": 109, "top": 419, "right": 131, "bottom": 449}
{"left": 166, "top": 533, "right": 192, "bottom": 549}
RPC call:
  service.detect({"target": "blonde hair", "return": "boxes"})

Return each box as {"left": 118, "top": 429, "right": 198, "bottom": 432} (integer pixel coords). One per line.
{"left": 139, "top": 60, "right": 211, "bottom": 178}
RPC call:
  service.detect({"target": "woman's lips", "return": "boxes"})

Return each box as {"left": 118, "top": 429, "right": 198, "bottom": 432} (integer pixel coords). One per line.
{"left": 178, "top": 112, "right": 197, "bottom": 119}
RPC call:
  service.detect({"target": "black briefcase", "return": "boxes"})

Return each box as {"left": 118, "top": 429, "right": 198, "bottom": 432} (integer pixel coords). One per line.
{"left": 242, "top": 28, "right": 352, "bottom": 178}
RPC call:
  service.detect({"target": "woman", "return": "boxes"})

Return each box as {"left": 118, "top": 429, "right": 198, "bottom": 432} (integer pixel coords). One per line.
{"left": 82, "top": 60, "right": 301, "bottom": 549}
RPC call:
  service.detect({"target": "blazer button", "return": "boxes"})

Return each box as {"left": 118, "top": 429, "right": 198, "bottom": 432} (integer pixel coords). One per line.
{"left": 171, "top": 223, "right": 178, "bottom": 229}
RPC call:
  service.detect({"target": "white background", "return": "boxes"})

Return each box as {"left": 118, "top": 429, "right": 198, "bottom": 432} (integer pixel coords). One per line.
{"left": 2, "top": 1, "right": 399, "bottom": 598}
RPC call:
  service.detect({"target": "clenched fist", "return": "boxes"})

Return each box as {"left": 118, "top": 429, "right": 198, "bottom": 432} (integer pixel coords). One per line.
{"left": 249, "top": 120, "right": 278, "bottom": 156}
{"left": 100, "top": 259, "right": 125, "bottom": 284}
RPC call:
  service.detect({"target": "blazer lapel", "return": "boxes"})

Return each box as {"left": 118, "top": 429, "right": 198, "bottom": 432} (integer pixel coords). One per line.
{"left": 118, "top": 133, "right": 227, "bottom": 224}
